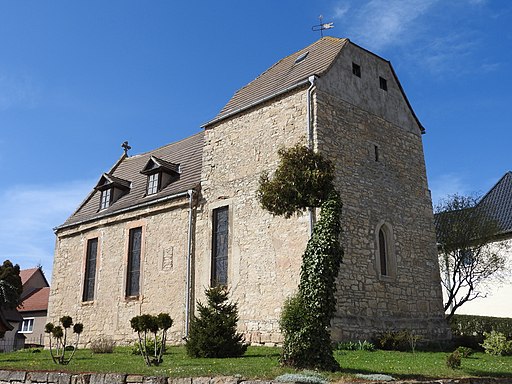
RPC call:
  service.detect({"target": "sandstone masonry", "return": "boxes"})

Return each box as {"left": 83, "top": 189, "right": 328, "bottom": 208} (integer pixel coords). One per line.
{"left": 49, "top": 37, "right": 450, "bottom": 347}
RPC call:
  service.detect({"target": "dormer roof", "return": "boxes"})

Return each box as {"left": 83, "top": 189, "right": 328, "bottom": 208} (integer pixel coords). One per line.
{"left": 140, "top": 156, "right": 180, "bottom": 175}
{"left": 94, "top": 173, "right": 131, "bottom": 191}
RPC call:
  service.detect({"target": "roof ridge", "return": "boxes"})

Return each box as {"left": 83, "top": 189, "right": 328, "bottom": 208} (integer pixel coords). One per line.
{"left": 128, "top": 131, "right": 203, "bottom": 159}
{"left": 478, "top": 171, "right": 512, "bottom": 206}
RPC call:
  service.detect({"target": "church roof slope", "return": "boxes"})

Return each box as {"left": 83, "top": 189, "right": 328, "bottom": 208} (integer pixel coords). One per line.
{"left": 477, "top": 171, "right": 512, "bottom": 235}
{"left": 57, "top": 131, "right": 204, "bottom": 230}
{"left": 204, "top": 37, "right": 349, "bottom": 126}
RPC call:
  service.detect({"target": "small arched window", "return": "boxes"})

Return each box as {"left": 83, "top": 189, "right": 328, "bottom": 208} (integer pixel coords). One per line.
{"left": 375, "top": 222, "right": 396, "bottom": 279}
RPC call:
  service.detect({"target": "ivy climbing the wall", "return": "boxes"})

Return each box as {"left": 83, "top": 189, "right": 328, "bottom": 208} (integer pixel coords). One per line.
{"left": 257, "top": 144, "right": 343, "bottom": 371}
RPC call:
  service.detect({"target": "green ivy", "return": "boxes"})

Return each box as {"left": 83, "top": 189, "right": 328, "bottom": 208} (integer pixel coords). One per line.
{"left": 258, "top": 145, "right": 343, "bottom": 371}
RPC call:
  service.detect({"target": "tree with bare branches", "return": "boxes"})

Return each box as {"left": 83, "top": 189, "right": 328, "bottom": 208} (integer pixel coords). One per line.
{"left": 435, "top": 194, "right": 509, "bottom": 320}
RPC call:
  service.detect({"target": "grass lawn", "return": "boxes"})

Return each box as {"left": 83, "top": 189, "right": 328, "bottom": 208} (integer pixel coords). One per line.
{"left": 0, "top": 346, "right": 511, "bottom": 381}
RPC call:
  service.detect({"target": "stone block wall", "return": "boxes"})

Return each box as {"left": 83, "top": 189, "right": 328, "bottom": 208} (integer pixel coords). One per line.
{"left": 0, "top": 370, "right": 510, "bottom": 384}
{"left": 49, "top": 197, "right": 193, "bottom": 346}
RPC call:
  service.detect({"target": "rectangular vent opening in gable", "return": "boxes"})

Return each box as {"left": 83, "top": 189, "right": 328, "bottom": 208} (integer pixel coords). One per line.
{"left": 294, "top": 51, "right": 309, "bottom": 65}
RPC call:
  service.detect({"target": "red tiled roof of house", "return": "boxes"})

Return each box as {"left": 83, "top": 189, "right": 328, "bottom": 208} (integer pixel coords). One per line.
{"left": 19, "top": 287, "right": 50, "bottom": 312}
{"left": 19, "top": 268, "right": 39, "bottom": 284}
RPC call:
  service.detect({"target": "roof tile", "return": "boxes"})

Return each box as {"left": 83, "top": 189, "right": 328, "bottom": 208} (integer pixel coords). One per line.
{"left": 58, "top": 131, "right": 203, "bottom": 229}
{"left": 205, "top": 37, "right": 348, "bottom": 126}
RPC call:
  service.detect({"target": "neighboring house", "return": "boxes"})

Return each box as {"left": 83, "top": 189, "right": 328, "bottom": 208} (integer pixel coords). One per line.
{"left": 48, "top": 37, "right": 449, "bottom": 346}
{"left": 18, "top": 268, "right": 50, "bottom": 346}
{"left": 452, "top": 172, "right": 512, "bottom": 318}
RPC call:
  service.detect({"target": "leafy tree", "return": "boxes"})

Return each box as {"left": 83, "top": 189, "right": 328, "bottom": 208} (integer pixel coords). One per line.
{"left": 186, "top": 286, "right": 247, "bottom": 358}
{"left": 45, "top": 316, "right": 84, "bottom": 364}
{"left": 435, "top": 194, "right": 509, "bottom": 321}
{"left": 130, "top": 313, "right": 173, "bottom": 366}
{"left": 0, "top": 260, "right": 23, "bottom": 309}
{"left": 258, "top": 144, "right": 343, "bottom": 371}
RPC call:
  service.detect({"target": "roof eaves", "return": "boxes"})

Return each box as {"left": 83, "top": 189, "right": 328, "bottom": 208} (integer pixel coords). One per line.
{"left": 202, "top": 78, "right": 311, "bottom": 128}
{"left": 54, "top": 187, "right": 197, "bottom": 233}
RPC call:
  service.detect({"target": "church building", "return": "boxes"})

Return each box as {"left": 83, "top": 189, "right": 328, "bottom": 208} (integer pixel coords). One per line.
{"left": 48, "top": 37, "right": 450, "bottom": 345}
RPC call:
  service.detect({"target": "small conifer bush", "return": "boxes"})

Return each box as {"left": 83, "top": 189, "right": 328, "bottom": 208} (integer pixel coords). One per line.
{"left": 186, "top": 286, "right": 247, "bottom": 358}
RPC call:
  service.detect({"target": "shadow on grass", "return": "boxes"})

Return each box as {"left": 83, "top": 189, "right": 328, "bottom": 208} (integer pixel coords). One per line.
{"left": 340, "top": 367, "right": 435, "bottom": 381}
{"left": 463, "top": 369, "right": 512, "bottom": 378}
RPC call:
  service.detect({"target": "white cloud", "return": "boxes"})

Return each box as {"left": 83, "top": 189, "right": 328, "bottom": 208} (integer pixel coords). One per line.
{"left": 330, "top": 0, "right": 493, "bottom": 76}
{"left": 333, "top": 3, "right": 350, "bottom": 19}
{"left": 332, "top": 0, "right": 439, "bottom": 51}
{"left": 0, "top": 180, "right": 94, "bottom": 281}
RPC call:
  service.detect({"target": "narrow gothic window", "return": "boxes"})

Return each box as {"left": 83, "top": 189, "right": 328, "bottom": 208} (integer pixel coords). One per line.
{"left": 100, "top": 188, "right": 111, "bottom": 210}
{"left": 82, "top": 238, "right": 98, "bottom": 302}
{"left": 379, "top": 228, "right": 388, "bottom": 276}
{"left": 126, "top": 227, "right": 142, "bottom": 297}
{"left": 211, "top": 206, "right": 229, "bottom": 286}
{"left": 374, "top": 145, "right": 380, "bottom": 162}
{"left": 147, "top": 173, "right": 160, "bottom": 195}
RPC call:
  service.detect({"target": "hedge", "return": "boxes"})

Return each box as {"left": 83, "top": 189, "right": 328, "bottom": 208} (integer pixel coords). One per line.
{"left": 450, "top": 314, "right": 512, "bottom": 339}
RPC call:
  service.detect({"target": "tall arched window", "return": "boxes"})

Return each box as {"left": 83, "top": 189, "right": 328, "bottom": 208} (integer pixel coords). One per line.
{"left": 378, "top": 228, "right": 388, "bottom": 276}
{"left": 375, "top": 222, "right": 396, "bottom": 279}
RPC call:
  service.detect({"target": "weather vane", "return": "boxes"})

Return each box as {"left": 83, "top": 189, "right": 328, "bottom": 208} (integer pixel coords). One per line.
{"left": 312, "top": 15, "right": 334, "bottom": 37}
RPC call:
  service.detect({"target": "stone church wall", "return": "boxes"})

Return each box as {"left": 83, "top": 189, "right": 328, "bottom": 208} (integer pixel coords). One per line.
{"left": 196, "top": 90, "right": 311, "bottom": 345}
{"left": 315, "top": 46, "right": 449, "bottom": 341}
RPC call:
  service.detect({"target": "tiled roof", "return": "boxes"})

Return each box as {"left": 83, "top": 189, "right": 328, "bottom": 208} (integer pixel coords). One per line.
{"left": 19, "top": 287, "right": 49, "bottom": 312}
{"left": 477, "top": 171, "right": 512, "bottom": 235}
{"left": 58, "top": 131, "right": 204, "bottom": 230}
{"left": 204, "top": 37, "right": 349, "bottom": 126}
{"left": 19, "top": 268, "right": 39, "bottom": 285}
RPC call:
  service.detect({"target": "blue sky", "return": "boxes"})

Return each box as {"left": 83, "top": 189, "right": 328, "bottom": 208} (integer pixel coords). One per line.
{"left": 0, "top": 0, "right": 511, "bottom": 279}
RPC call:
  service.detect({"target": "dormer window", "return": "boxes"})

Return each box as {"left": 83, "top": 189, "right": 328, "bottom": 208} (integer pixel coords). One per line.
{"left": 94, "top": 173, "right": 131, "bottom": 211}
{"left": 141, "top": 156, "right": 180, "bottom": 196}
{"left": 100, "top": 188, "right": 112, "bottom": 210}
{"left": 147, "top": 173, "right": 159, "bottom": 195}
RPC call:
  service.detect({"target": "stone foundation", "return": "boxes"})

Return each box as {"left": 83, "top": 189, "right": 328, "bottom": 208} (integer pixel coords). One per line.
{"left": 0, "top": 370, "right": 509, "bottom": 384}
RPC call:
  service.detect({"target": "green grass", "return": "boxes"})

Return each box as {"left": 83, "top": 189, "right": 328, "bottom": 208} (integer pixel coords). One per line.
{"left": 0, "top": 347, "right": 511, "bottom": 381}
{"left": 334, "top": 350, "right": 512, "bottom": 380}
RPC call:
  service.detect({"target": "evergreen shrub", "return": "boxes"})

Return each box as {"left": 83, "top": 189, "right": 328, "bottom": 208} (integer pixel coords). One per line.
{"left": 186, "top": 286, "right": 247, "bottom": 358}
